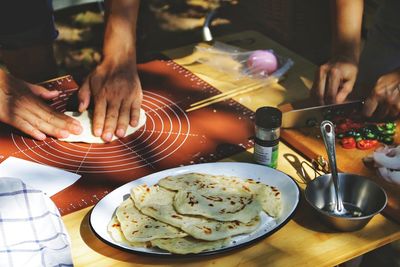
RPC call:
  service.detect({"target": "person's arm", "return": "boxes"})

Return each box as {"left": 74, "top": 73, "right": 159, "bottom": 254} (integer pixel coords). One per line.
{"left": 312, "top": 0, "right": 363, "bottom": 104}
{"left": 78, "top": 0, "right": 142, "bottom": 142}
{"left": 331, "top": 0, "right": 363, "bottom": 64}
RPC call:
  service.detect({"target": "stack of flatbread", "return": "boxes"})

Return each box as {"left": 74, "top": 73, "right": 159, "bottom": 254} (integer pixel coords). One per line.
{"left": 108, "top": 173, "right": 282, "bottom": 254}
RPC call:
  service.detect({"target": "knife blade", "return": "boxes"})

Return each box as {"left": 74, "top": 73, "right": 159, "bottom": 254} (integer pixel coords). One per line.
{"left": 281, "top": 100, "right": 364, "bottom": 129}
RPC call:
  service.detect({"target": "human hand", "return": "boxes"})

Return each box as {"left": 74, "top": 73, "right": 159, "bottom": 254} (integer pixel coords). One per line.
{"left": 311, "top": 60, "right": 358, "bottom": 105}
{"left": 363, "top": 68, "right": 400, "bottom": 118}
{"left": 77, "top": 62, "right": 143, "bottom": 142}
{"left": 0, "top": 70, "right": 83, "bottom": 140}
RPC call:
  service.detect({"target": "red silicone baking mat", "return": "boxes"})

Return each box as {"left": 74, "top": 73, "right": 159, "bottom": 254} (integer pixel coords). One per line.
{"left": 0, "top": 59, "right": 255, "bottom": 215}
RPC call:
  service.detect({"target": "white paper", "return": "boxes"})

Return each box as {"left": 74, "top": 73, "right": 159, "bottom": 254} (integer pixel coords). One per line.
{"left": 0, "top": 157, "right": 81, "bottom": 196}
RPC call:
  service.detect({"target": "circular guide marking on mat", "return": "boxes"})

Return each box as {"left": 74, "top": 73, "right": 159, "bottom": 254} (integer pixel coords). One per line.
{"left": 11, "top": 91, "right": 191, "bottom": 174}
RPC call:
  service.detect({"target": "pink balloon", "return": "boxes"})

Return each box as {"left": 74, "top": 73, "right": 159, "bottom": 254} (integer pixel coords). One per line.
{"left": 247, "top": 50, "right": 278, "bottom": 75}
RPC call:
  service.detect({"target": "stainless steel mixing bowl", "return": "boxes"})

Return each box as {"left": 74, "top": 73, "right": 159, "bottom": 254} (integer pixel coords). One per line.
{"left": 304, "top": 173, "right": 387, "bottom": 231}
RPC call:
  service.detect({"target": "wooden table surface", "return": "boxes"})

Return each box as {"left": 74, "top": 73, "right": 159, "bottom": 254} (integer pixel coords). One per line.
{"left": 62, "top": 31, "right": 400, "bottom": 267}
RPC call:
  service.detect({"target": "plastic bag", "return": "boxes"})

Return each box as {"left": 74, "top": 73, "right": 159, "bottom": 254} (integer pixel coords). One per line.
{"left": 194, "top": 41, "right": 294, "bottom": 81}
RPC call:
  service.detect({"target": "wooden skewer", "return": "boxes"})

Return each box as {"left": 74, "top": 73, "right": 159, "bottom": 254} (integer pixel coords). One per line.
{"left": 189, "top": 80, "right": 262, "bottom": 107}
{"left": 186, "top": 77, "right": 279, "bottom": 112}
{"left": 186, "top": 81, "right": 270, "bottom": 112}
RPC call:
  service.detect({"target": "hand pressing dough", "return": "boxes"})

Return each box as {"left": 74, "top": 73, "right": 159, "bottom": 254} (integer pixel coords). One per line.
{"left": 60, "top": 109, "right": 146, "bottom": 143}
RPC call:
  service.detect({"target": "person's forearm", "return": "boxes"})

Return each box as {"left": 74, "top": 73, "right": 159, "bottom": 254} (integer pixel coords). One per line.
{"left": 102, "top": 0, "right": 140, "bottom": 67}
{"left": 331, "top": 0, "right": 363, "bottom": 63}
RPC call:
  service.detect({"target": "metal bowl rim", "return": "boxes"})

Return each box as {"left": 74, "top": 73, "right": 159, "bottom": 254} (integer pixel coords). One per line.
{"left": 304, "top": 172, "right": 388, "bottom": 220}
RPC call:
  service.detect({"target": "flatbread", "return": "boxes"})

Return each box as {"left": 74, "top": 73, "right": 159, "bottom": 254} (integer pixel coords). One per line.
{"left": 107, "top": 215, "right": 148, "bottom": 248}
{"left": 158, "top": 173, "right": 250, "bottom": 193}
{"left": 151, "top": 237, "right": 230, "bottom": 255}
{"left": 131, "top": 184, "right": 261, "bottom": 241}
{"left": 158, "top": 173, "right": 219, "bottom": 191}
{"left": 60, "top": 109, "right": 146, "bottom": 143}
{"left": 108, "top": 215, "right": 230, "bottom": 254}
{"left": 158, "top": 173, "right": 282, "bottom": 218}
{"left": 115, "top": 197, "right": 187, "bottom": 242}
{"left": 245, "top": 179, "right": 282, "bottom": 218}
{"left": 173, "top": 188, "right": 261, "bottom": 223}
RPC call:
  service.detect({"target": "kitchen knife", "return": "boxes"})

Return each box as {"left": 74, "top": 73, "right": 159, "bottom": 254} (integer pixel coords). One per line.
{"left": 281, "top": 100, "right": 364, "bottom": 129}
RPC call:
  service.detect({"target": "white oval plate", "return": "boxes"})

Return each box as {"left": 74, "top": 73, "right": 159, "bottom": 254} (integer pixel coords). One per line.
{"left": 89, "top": 162, "right": 300, "bottom": 256}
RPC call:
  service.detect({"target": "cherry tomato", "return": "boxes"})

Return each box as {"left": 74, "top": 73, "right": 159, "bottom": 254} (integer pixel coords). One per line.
{"left": 356, "top": 139, "right": 378, "bottom": 150}
{"left": 341, "top": 137, "right": 356, "bottom": 149}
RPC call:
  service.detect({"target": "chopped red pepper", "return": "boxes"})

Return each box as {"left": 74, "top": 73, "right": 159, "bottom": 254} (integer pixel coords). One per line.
{"left": 333, "top": 117, "right": 349, "bottom": 124}
{"left": 348, "top": 122, "right": 363, "bottom": 130}
{"left": 341, "top": 137, "right": 356, "bottom": 149}
{"left": 356, "top": 139, "right": 378, "bottom": 150}
{"left": 336, "top": 123, "right": 350, "bottom": 133}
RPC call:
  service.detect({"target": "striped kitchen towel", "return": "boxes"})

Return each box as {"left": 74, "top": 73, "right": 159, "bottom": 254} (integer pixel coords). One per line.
{"left": 0, "top": 177, "right": 73, "bottom": 267}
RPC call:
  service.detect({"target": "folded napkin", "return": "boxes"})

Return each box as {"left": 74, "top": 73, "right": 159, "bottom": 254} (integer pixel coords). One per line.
{"left": 0, "top": 178, "right": 73, "bottom": 267}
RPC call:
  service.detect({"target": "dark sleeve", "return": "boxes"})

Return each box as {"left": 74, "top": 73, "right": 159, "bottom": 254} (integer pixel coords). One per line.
{"left": 0, "top": 0, "right": 58, "bottom": 49}
{"left": 0, "top": 0, "right": 53, "bottom": 35}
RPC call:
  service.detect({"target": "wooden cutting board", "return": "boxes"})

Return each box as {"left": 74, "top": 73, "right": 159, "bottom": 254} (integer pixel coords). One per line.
{"left": 280, "top": 102, "right": 400, "bottom": 223}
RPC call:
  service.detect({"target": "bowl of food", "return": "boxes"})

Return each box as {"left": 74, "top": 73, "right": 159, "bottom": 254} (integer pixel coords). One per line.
{"left": 305, "top": 121, "right": 387, "bottom": 231}
{"left": 304, "top": 172, "right": 387, "bottom": 231}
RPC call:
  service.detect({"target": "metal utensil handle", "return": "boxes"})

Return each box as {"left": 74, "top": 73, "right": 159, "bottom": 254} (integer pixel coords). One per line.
{"left": 320, "top": 121, "right": 338, "bottom": 176}
{"left": 320, "top": 120, "right": 345, "bottom": 212}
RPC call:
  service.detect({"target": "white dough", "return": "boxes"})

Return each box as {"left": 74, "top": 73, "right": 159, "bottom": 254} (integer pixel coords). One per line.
{"left": 373, "top": 146, "right": 400, "bottom": 170}
{"left": 60, "top": 109, "right": 146, "bottom": 143}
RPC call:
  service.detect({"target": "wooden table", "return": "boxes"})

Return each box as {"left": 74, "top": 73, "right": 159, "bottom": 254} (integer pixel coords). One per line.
{"left": 62, "top": 31, "right": 400, "bottom": 267}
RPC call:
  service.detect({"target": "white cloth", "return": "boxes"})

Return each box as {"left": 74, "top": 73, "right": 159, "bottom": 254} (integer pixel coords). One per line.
{"left": 0, "top": 178, "right": 73, "bottom": 267}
